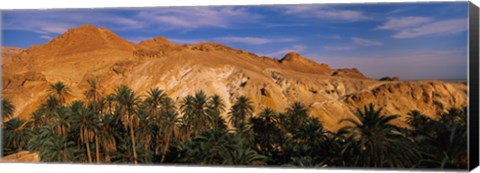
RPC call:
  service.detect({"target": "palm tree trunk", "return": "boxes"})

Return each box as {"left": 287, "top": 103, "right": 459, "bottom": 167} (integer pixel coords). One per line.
{"left": 160, "top": 128, "right": 172, "bottom": 163}
{"left": 86, "top": 140, "right": 92, "bottom": 163}
{"left": 95, "top": 134, "right": 100, "bottom": 163}
{"left": 63, "top": 141, "right": 67, "bottom": 156}
{"left": 129, "top": 116, "right": 138, "bottom": 164}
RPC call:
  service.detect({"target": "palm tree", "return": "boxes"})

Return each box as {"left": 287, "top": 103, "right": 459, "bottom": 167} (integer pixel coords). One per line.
{"left": 144, "top": 87, "right": 167, "bottom": 118}
{"left": 439, "top": 108, "right": 466, "bottom": 126}
{"left": 83, "top": 79, "right": 102, "bottom": 104}
{"left": 114, "top": 85, "right": 141, "bottom": 164}
{"left": 338, "top": 103, "right": 421, "bottom": 167}
{"left": 158, "top": 97, "right": 180, "bottom": 163}
{"left": 406, "top": 110, "right": 431, "bottom": 129}
{"left": 97, "top": 113, "right": 118, "bottom": 162}
{"left": 176, "top": 129, "right": 265, "bottom": 165}
{"left": 2, "top": 118, "right": 32, "bottom": 156}
{"left": 48, "top": 81, "right": 72, "bottom": 105}
{"left": 228, "top": 95, "right": 254, "bottom": 132}
{"left": 105, "top": 93, "right": 116, "bottom": 114}
{"left": 415, "top": 108, "right": 468, "bottom": 169}
{"left": 52, "top": 106, "right": 73, "bottom": 136}
{"left": 143, "top": 87, "right": 170, "bottom": 159}
{"left": 285, "top": 101, "right": 309, "bottom": 133}
{"left": 1, "top": 98, "right": 15, "bottom": 120}
{"left": 39, "top": 96, "right": 60, "bottom": 123}
{"left": 207, "top": 95, "right": 226, "bottom": 130}
{"left": 285, "top": 156, "right": 327, "bottom": 168}
{"left": 135, "top": 107, "right": 157, "bottom": 162}
{"left": 27, "top": 124, "right": 55, "bottom": 152}
{"left": 39, "top": 135, "right": 84, "bottom": 163}
{"left": 406, "top": 110, "right": 433, "bottom": 139}
{"left": 421, "top": 120, "right": 467, "bottom": 168}
{"left": 111, "top": 139, "right": 151, "bottom": 164}
{"left": 51, "top": 106, "right": 74, "bottom": 151}
{"left": 180, "top": 91, "right": 210, "bottom": 137}
{"left": 291, "top": 118, "right": 326, "bottom": 147}
{"left": 29, "top": 110, "right": 46, "bottom": 128}
{"left": 179, "top": 95, "right": 194, "bottom": 137}
{"left": 223, "top": 141, "right": 266, "bottom": 165}
{"left": 249, "top": 107, "right": 280, "bottom": 156}
{"left": 72, "top": 104, "right": 100, "bottom": 163}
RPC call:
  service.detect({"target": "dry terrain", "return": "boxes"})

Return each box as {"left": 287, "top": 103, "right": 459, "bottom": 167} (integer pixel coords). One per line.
{"left": 1, "top": 24, "right": 468, "bottom": 132}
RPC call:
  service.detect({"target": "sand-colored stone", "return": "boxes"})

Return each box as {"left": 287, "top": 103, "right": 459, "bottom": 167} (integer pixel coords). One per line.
{"left": 0, "top": 151, "right": 40, "bottom": 163}
{"left": 332, "top": 68, "right": 370, "bottom": 79}
{"left": 1, "top": 24, "right": 467, "bottom": 131}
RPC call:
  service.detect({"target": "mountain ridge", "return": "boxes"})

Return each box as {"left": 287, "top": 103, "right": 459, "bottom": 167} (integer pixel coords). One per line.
{"left": 1, "top": 24, "right": 467, "bottom": 131}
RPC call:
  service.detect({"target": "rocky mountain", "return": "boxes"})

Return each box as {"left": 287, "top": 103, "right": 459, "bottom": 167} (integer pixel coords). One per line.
{"left": 1, "top": 47, "right": 24, "bottom": 60}
{"left": 1, "top": 24, "right": 468, "bottom": 131}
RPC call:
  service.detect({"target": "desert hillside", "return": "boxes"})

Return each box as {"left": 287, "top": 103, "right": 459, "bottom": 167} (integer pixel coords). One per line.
{"left": 1, "top": 24, "right": 467, "bottom": 131}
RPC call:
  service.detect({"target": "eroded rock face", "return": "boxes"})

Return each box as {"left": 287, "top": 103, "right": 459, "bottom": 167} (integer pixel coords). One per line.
{"left": 2, "top": 71, "right": 47, "bottom": 90}
{"left": 278, "top": 52, "right": 334, "bottom": 75}
{"left": 1, "top": 24, "right": 468, "bottom": 131}
{"left": 1, "top": 47, "right": 24, "bottom": 60}
{"left": 343, "top": 81, "right": 467, "bottom": 127}
{"left": 332, "top": 68, "right": 370, "bottom": 80}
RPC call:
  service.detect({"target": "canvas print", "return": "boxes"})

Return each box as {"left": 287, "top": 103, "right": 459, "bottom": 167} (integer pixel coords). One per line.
{"left": 0, "top": 2, "right": 471, "bottom": 170}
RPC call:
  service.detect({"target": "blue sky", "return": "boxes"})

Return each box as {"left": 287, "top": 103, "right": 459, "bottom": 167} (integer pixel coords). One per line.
{"left": 1, "top": 2, "right": 469, "bottom": 80}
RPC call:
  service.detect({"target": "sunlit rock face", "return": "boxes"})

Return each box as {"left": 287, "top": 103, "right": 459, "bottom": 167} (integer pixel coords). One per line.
{"left": 1, "top": 24, "right": 467, "bottom": 131}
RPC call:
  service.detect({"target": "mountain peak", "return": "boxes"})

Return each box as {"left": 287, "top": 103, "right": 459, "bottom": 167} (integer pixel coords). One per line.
{"left": 332, "top": 68, "right": 370, "bottom": 79}
{"left": 72, "top": 24, "right": 98, "bottom": 30}
{"left": 58, "top": 24, "right": 105, "bottom": 38}
{"left": 277, "top": 52, "right": 334, "bottom": 75}
{"left": 279, "top": 52, "right": 319, "bottom": 65}
{"left": 138, "top": 36, "right": 174, "bottom": 48}
{"left": 152, "top": 36, "right": 172, "bottom": 44}
{"left": 35, "top": 24, "right": 135, "bottom": 56}
{"left": 279, "top": 52, "right": 302, "bottom": 62}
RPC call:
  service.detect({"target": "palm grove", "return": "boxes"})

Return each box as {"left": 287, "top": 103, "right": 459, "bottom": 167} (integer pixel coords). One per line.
{"left": 1, "top": 80, "right": 468, "bottom": 169}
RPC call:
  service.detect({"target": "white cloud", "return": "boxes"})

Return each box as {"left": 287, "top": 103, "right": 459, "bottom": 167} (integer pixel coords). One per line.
{"left": 2, "top": 7, "right": 259, "bottom": 35}
{"left": 376, "top": 16, "right": 468, "bottom": 39}
{"left": 392, "top": 19, "right": 467, "bottom": 39}
{"left": 351, "top": 37, "right": 382, "bottom": 46}
{"left": 3, "top": 20, "right": 74, "bottom": 34}
{"left": 39, "top": 35, "right": 53, "bottom": 40}
{"left": 214, "top": 37, "right": 272, "bottom": 45}
{"left": 136, "top": 7, "right": 261, "bottom": 29}
{"left": 127, "top": 36, "right": 296, "bottom": 45}
{"left": 2, "top": 10, "right": 146, "bottom": 35}
{"left": 376, "top": 16, "right": 432, "bottom": 30}
{"left": 213, "top": 36, "right": 298, "bottom": 45}
{"left": 282, "top": 5, "right": 369, "bottom": 21}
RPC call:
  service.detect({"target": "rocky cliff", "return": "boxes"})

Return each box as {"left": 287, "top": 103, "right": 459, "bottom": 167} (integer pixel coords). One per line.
{"left": 1, "top": 24, "right": 468, "bottom": 131}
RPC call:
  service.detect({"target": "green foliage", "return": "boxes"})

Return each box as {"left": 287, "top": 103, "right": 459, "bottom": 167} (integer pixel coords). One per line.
{"left": 180, "top": 91, "right": 221, "bottom": 137}
{"left": 39, "top": 135, "right": 84, "bottom": 162}
{"left": 412, "top": 108, "right": 468, "bottom": 169}
{"left": 2, "top": 118, "right": 32, "bottom": 156}
{"left": 1, "top": 81, "right": 468, "bottom": 170}
{"left": 1, "top": 98, "right": 15, "bottom": 120}
{"left": 338, "top": 104, "right": 421, "bottom": 167}
{"left": 228, "top": 95, "right": 254, "bottom": 132}
{"left": 175, "top": 129, "right": 265, "bottom": 165}
{"left": 48, "top": 81, "right": 72, "bottom": 104}
{"left": 249, "top": 107, "right": 281, "bottom": 161}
